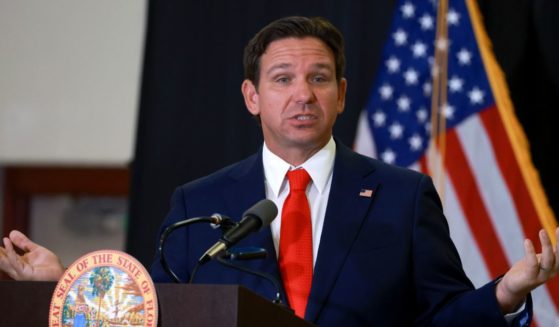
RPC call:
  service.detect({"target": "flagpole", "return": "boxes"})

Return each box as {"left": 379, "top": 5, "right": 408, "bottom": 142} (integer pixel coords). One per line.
{"left": 429, "top": 0, "right": 449, "bottom": 200}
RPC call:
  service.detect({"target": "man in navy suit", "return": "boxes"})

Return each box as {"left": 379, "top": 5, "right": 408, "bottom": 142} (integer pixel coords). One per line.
{"left": 147, "top": 16, "right": 557, "bottom": 326}
{"left": 1, "top": 16, "right": 558, "bottom": 326}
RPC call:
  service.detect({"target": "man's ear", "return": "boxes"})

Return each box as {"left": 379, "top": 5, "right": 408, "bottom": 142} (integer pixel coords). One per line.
{"left": 241, "top": 79, "right": 260, "bottom": 116}
{"left": 337, "top": 78, "right": 347, "bottom": 114}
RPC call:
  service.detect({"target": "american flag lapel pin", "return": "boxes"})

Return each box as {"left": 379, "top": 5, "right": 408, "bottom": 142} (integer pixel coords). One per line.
{"left": 359, "top": 188, "right": 374, "bottom": 198}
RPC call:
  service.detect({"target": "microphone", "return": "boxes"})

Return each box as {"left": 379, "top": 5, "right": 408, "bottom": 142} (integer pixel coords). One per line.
{"left": 198, "top": 199, "right": 277, "bottom": 264}
{"left": 158, "top": 213, "right": 235, "bottom": 283}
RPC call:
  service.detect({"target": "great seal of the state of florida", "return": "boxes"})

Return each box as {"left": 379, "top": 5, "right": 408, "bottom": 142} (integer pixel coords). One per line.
{"left": 49, "top": 249, "right": 157, "bottom": 327}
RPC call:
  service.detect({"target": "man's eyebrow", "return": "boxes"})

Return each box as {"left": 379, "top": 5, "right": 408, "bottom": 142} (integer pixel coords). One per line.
{"left": 265, "top": 62, "right": 334, "bottom": 75}
{"left": 312, "top": 62, "right": 334, "bottom": 71}
{"left": 265, "top": 63, "right": 292, "bottom": 75}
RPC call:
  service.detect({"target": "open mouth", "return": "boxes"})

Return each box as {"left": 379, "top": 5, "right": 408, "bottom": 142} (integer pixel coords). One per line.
{"left": 293, "top": 114, "right": 315, "bottom": 121}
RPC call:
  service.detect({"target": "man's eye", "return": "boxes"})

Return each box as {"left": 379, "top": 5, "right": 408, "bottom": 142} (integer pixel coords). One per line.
{"left": 312, "top": 75, "right": 328, "bottom": 83}
{"left": 276, "top": 77, "right": 290, "bottom": 84}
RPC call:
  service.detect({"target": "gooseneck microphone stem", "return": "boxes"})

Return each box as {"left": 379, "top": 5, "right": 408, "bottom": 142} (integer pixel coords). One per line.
{"left": 216, "top": 256, "right": 283, "bottom": 305}
{"left": 159, "top": 217, "right": 216, "bottom": 284}
{"left": 159, "top": 200, "right": 277, "bottom": 285}
{"left": 198, "top": 199, "right": 278, "bottom": 264}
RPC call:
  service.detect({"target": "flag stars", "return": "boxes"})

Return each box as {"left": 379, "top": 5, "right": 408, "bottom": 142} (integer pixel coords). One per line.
{"left": 381, "top": 148, "right": 397, "bottom": 164}
{"left": 447, "top": 9, "right": 461, "bottom": 26}
{"left": 360, "top": 3, "right": 494, "bottom": 167}
{"left": 417, "top": 107, "right": 428, "bottom": 122}
{"left": 419, "top": 14, "right": 434, "bottom": 30}
{"left": 401, "top": 2, "right": 415, "bottom": 18}
{"left": 409, "top": 134, "right": 423, "bottom": 151}
{"left": 397, "top": 95, "right": 412, "bottom": 112}
{"left": 372, "top": 110, "right": 387, "bottom": 127}
{"left": 442, "top": 103, "right": 455, "bottom": 119}
{"left": 403, "top": 68, "right": 419, "bottom": 85}
{"left": 448, "top": 76, "right": 464, "bottom": 93}
{"left": 411, "top": 41, "right": 428, "bottom": 58}
{"left": 389, "top": 122, "right": 405, "bottom": 139}
{"left": 457, "top": 48, "right": 472, "bottom": 65}
{"left": 386, "top": 56, "right": 401, "bottom": 73}
{"left": 393, "top": 29, "right": 408, "bottom": 46}
{"left": 379, "top": 84, "right": 394, "bottom": 100}
{"left": 468, "top": 87, "right": 485, "bottom": 104}
{"left": 423, "top": 82, "right": 432, "bottom": 96}
{"left": 425, "top": 122, "right": 432, "bottom": 134}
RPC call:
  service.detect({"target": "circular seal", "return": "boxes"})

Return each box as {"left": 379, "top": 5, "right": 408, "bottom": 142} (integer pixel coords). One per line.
{"left": 49, "top": 250, "right": 157, "bottom": 327}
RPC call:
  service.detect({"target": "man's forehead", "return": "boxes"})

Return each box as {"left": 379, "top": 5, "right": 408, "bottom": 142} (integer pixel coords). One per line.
{"left": 261, "top": 37, "right": 335, "bottom": 66}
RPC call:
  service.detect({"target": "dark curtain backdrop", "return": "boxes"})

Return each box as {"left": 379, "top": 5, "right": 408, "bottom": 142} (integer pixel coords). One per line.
{"left": 127, "top": 0, "right": 559, "bottom": 267}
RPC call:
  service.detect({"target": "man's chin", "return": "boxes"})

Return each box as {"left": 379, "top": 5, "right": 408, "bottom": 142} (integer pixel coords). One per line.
{"left": 286, "top": 134, "right": 330, "bottom": 150}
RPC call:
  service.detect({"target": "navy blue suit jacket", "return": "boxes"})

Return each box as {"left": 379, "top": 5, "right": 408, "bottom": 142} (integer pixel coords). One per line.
{"left": 151, "top": 141, "right": 531, "bottom": 326}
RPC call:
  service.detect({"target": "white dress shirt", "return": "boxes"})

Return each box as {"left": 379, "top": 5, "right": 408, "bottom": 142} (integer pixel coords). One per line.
{"left": 262, "top": 137, "right": 336, "bottom": 267}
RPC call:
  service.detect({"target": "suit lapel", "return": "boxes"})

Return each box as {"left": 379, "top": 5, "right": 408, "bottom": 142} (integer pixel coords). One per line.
{"left": 221, "top": 150, "right": 286, "bottom": 302}
{"left": 305, "top": 143, "right": 378, "bottom": 322}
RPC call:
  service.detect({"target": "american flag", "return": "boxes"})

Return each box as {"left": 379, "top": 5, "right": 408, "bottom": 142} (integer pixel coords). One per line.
{"left": 359, "top": 188, "right": 374, "bottom": 198}
{"left": 354, "top": 0, "right": 558, "bottom": 325}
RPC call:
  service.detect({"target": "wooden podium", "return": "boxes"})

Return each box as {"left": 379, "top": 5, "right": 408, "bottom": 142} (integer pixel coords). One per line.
{"left": 0, "top": 281, "right": 314, "bottom": 326}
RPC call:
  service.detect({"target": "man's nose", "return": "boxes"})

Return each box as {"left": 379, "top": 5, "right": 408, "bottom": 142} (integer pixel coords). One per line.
{"left": 293, "top": 80, "right": 316, "bottom": 104}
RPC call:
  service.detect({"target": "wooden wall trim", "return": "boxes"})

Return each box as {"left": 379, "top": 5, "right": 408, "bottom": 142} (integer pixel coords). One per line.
{"left": 2, "top": 166, "right": 130, "bottom": 237}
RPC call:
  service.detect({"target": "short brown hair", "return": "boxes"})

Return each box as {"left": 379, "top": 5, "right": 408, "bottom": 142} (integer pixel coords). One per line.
{"left": 243, "top": 16, "right": 346, "bottom": 88}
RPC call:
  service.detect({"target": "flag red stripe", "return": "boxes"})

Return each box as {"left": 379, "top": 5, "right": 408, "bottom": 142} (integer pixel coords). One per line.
{"left": 445, "top": 129, "right": 510, "bottom": 276}
{"left": 419, "top": 156, "right": 429, "bottom": 175}
{"left": 480, "top": 106, "right": 559, "bottom": 308}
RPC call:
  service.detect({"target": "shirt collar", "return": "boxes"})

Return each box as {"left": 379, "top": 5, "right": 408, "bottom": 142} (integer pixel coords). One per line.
{"left": 262, "top": 137, "right": 336, "bottom": 197}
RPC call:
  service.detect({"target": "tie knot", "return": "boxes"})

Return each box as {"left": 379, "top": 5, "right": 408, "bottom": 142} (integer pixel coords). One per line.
{"left": 287, "top": 168, "right": 311, "bottom": 192}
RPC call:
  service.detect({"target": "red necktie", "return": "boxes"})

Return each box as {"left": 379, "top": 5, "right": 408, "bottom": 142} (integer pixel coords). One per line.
{"left": 279, "top": 168, "right": 313, "bottom": 318}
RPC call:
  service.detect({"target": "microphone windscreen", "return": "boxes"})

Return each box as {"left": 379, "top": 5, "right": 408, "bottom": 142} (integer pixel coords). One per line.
{"left": 243, "top": 199, "right": 278, "bottom": 230}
